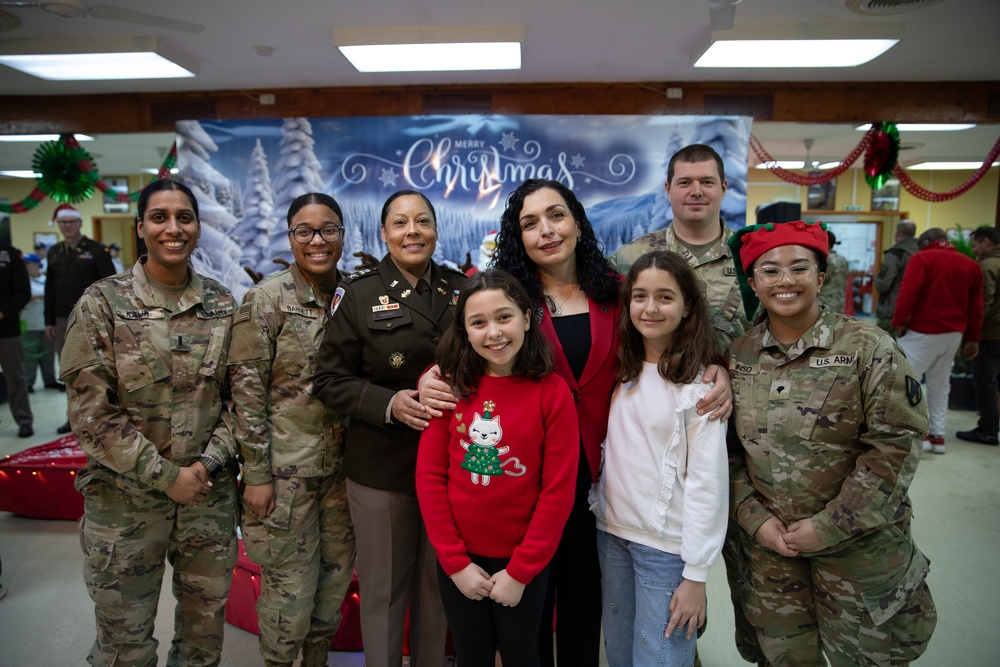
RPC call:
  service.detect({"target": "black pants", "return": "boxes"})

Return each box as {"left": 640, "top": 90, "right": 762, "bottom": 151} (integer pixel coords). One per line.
{"left": 539, "top": 448, "right": 602, "bottom": 667}
{"left": 437, "top": 555, "right": 550, "bottom": 667}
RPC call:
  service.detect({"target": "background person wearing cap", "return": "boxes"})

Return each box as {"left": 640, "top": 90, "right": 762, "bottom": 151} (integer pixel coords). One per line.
{"left": 33, "top": 242, "right": 48, "bottom": 273}
{"left": 21, "top": 253, "right": 62, "bottom": 391}
{"left": 44, "top": 203, "right": 116, "bottom": 433}
{"left": 725, "top": 220, "right": 936, "bottom": 666}
{"left": 0, "top": 244, "right": 34, "bottom": 437}
{"left": 108, "top": 242, "right": 125, "bottom": 273}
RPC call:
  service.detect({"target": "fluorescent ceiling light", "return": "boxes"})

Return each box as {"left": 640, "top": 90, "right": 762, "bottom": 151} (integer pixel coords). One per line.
{"left": 0, "top": 36, "right": 197, "bottom": 80}
{"left": 855, "top": 123, "right": 976, "bottom": 131}
{"left": 908, "top": 162, "right": 999, "bottom": 170}
{"left": 755, "top": 161, "right": 805, "bottom": 169}
{"left": 817, "top": 162, "right": 842, "bottom": 169}
{"left": 335, "top": 25, "right": 523, "bottom": 73}
{"left": 143, "top": 168, "right": 180, "bottom": 175}
{"left": 0, "top": 134, "right": 94, "bottom": 142}
{"left": 693, "top": 23, "right": 901, "bottom": 68}
{"left": 0, "top": 170, "right": 42, "bottom": 178}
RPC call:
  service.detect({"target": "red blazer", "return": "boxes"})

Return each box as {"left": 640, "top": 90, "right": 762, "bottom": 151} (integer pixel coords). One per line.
{"left": 539, "top": 295, "right": 621, "bottom": 483}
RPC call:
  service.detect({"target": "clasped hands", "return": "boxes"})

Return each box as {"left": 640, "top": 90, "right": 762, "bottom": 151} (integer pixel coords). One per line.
{"left": 451, "top": 563, "right": 525, "bottom": 608}
{"left": 756, "top": 515, "right": 827, "bottom": 556}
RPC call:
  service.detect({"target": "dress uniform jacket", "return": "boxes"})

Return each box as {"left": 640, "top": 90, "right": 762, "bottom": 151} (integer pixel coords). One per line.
{"left": 313, "top": 254, "right": 466, "bottom": 494}
{"left": 60, "top": 258, "right": 236, "bottom": 496}
{"left": 230, "top": 264, "right": 346, "bottom": 484}
{"left": 44, "top": 235, "right": 116, "bottom": 326}
{"left": 608, "top": 221, "right": 749, "bottom": 348}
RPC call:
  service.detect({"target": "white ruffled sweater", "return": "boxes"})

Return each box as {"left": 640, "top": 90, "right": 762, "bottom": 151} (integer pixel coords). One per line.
{"left": 590, "top": 363, "right": 729, "bottom": 582}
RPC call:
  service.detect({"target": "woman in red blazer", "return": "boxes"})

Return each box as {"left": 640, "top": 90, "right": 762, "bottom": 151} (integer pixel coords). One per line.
{"left": 420, "top": 179, "right": 729, "bottom": 666}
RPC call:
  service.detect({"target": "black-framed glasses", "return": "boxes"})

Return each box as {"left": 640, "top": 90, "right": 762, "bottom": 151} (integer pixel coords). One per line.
{"left": 288, "top": 225, "right": 344, "bottom": 244}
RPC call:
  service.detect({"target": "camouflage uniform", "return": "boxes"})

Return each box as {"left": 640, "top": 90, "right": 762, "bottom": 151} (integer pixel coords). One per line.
{"left": 60, "top": 258, "right": 238, "bottom": 667}
{"left": 818, "top": 250, "right": 849, "bottom": 313}
{"left": 726, "top": 308, "right": 936, "bottom": 667}
{"left": 608, "top": 222, "right": 749, "bottom": 348}
{"left": 229, "top": 265, "right": 356, "bottom": 667}
{"left": 609, "top": 222, "right": 763, "bottom": 664}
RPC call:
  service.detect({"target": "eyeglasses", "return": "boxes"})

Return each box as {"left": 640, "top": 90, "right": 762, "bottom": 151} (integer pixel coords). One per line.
{"left": 288, "top": 225, "right": 344, "bottom": 244}
{"left": 753, "top": 264, "right": 818, "bottom": 287}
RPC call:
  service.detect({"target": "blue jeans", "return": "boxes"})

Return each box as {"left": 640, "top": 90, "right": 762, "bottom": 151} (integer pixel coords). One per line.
{"left": 597, "top": 530, "right": 695, "bottom": 667}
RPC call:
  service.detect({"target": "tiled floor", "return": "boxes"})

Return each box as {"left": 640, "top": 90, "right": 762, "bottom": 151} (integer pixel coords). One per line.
{"left": 1, "top": 378, "right": 998, "bottom": 665}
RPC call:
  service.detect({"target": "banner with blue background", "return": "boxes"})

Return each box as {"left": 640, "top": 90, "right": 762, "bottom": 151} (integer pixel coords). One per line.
{"left": 177, "top": 115, "right": 750, "bottom": 301}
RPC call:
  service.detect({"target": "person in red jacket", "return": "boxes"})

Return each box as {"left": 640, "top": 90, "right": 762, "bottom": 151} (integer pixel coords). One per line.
{"left": 892, "top": 227, "right": 983, "bottom": 454}
{"left": 416, "top": 270, "right": 579, "bottom": 667}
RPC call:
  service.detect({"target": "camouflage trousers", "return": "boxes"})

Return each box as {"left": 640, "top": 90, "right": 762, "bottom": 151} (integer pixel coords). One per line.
{"left": 721, "top": 519, "right": 769, "bottom": 665}
{"left": 742, "top": 524, "right": 936, "bottom": 667}
{"left": 241, "top": 474, "right": 356, "bottom": 666}
{"left": 79, "top": 474, "right": 238, "bottom": 667}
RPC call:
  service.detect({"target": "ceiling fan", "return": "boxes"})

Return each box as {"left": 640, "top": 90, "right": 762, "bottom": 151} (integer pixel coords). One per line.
{"left": 707, "top": 0, "right": 744, "bottom": 31}
{"left": 0, "top": 0, "right": 203, "bottom": 34}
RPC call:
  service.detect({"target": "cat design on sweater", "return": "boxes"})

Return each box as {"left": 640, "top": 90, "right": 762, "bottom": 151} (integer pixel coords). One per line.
{"left": 460, "top": 405, "right": 527, "bottom": 485}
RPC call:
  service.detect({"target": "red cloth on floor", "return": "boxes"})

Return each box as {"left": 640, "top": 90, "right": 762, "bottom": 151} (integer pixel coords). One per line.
{"left": 226, "top": 538, "right": 364, "bottom": 651}
{"left": 0, "top": 437, "right": 85, "bottom": 520}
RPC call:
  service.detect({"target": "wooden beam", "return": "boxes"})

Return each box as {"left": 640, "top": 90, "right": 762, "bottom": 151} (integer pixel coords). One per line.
{"left": 1, "top": 81, "right": 997, "bottom": 134}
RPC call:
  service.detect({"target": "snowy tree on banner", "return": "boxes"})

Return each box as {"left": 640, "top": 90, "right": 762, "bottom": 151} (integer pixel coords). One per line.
{"left": 688, "top": 118, "right": 747, "bottom": 227}
{"left": 648, "top": 130, "right": 686, "bottom": 233}
{"left": 176, "top": 119, "right": 253, "bottom": 301}
{"left": 266, "top": 118, "right": 326, "bottom": 275}
{"left": 237, "top": 139, "right": 278, "bottom": 275}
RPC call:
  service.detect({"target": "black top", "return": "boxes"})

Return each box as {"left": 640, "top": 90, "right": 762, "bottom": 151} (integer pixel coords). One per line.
{"left": 45, "top": 236, "right": 116, "bottom": 324}
{"left": 551, "top": 312, "right": 591, "bottom": 382}
{"left": 0, "top": 245, "right": 30, "bottom": 339}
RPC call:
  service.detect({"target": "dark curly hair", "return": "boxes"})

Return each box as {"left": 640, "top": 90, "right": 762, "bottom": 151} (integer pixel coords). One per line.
{"left": 492, "top": 179, "right": 619, "bottom": 308}
{"left": 436, "top": 270, "right": 553, "bottom": 398}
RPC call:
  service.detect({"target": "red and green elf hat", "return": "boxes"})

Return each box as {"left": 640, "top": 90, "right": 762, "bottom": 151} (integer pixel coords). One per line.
{"left": 727, "top": 220, "right": 829, "bottom": 320}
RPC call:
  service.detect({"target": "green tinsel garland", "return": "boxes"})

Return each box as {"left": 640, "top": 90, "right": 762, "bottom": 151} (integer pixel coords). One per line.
{"left": 32, "top": 140, "right": 99, "bottom": 203}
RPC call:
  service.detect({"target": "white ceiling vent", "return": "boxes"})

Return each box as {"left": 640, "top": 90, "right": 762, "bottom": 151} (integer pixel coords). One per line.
{"left": 847, "top": 0, "right": 947, "bottom": 15}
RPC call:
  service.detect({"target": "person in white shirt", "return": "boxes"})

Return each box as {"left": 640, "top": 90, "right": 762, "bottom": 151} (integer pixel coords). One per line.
{"left": 591, "top": 250, "right": 728, "bottom": 667}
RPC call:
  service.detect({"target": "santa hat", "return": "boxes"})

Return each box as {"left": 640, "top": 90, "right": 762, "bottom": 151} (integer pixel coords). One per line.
{"left": 728, "top": 220, "right": 829, "bottom": 320}
{"left": 53, "top": 204, "right": 82, "bottom": 222}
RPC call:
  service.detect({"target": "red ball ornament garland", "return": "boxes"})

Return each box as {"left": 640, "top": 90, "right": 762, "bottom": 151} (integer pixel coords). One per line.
{"left": 894, "top": 135, "right": 1000, "bottom": 202}
{"left": 750, "top": 129, "right": 874, "bottom": 186}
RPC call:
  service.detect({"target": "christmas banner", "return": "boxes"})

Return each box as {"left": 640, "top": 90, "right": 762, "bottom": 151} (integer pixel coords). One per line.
{"left": 178, "top": 115, "right": 750, "bottom": 301}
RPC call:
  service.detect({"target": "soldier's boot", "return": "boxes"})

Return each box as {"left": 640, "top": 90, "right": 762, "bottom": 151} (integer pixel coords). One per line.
{"left": 300, "top": 641, "right": 330, "bottom": 667}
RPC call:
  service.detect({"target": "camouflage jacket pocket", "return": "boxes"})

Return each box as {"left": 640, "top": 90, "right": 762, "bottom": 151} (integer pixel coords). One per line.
{"left": 113, "top": 322, "right": 170, "bottom": 392}
{"left": 861, "top": 544, "right": 931, "bottom": 626}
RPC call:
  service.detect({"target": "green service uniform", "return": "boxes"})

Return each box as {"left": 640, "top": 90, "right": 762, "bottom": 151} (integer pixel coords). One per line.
{"left": 60, "top": 258, "right": 238, "bottom": 667}
{"left": 727, "top": 308, "right": 936, "bottom": 667}
{"left": 228, "top": 265, "right": 355, "bottom": 667}
{"left": 608, "top": 221, "right": 749, "bottom": 349}
{"left": 312, "top": 254, "right": 465, "bottom": 667}
{"left": 45, "top": 235, "right": 116, "bottom": 328}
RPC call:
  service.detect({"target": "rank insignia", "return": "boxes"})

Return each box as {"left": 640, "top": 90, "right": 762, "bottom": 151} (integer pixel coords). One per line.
{"left": 437, "top": 287, "right": 448, "bottom": 296}
{"left": 389, "top": 280, "right": 399, "bottom": 287}
{"left": 400, "top": 289, "right": 412, "bottom": 299}
{"left": 389, "top": 351, "right": 405, "bottom": 368}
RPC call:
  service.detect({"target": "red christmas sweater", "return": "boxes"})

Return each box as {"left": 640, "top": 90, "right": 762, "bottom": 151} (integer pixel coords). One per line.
{"left": 416, "top": 372, "right": 579, "bottom": 585}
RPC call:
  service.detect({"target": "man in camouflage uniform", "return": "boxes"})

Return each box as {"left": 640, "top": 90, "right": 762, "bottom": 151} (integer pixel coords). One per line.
{"left": 726, "top": 221, "right": 936, "bottom": 667}
{"left": 229, "top": 222, "right": 356, "bottom": 667}
{"left": 607, "top": 143, "right": 762, "bottom": 664}
{"left": 817, "top": 231, "right": 849, "bottom": 313}
{"left": 61, "top": 256, "right": 238, "bottom": 667}
{"left": 873, "top": 220, "right": 918, "bottom": 336}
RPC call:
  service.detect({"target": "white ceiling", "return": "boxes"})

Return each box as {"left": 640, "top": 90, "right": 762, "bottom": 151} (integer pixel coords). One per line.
{"left": 0, "top": 0, "right": 998, "bottom": 176}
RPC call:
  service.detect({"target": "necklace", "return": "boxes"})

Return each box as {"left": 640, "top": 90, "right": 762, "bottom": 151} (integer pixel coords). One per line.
{"left": 545, "top": 284, "right": 579, "bottom": 316}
